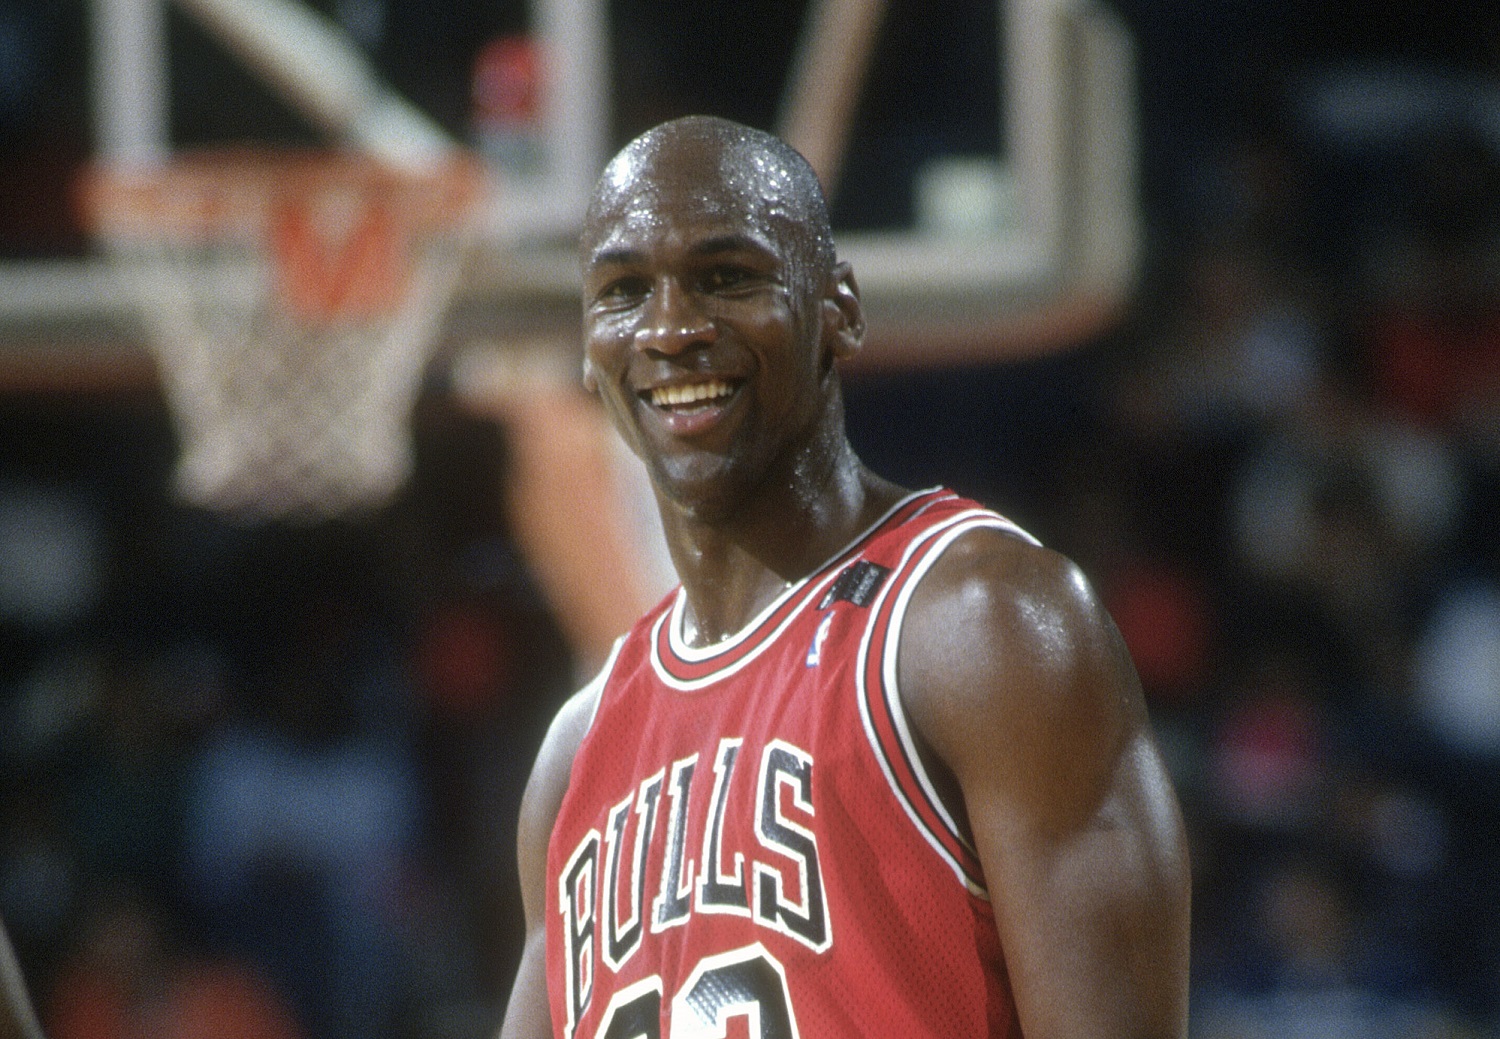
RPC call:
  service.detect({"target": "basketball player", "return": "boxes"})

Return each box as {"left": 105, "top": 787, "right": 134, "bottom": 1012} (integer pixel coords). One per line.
{"left": 498, "top": 116, "right": 1189, "bottom": 1039}
{"left": 0, "top": 918, "right": 43, "bottom": 1039}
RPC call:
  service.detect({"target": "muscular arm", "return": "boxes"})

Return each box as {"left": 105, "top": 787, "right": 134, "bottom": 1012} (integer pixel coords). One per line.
{"left": 498, "top": 684, "right": 600, "bottom": 1039}
{"left": 0, "top": 917, "right": 44, "bottom": 1039}
{"left": 899, "top": 530, "right": 1190, "bottom": 1039}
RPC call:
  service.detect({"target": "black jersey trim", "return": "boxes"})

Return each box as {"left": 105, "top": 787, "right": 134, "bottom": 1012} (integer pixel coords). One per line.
{"left": 857, "top": 511, "right": 1041, "bottom": 900}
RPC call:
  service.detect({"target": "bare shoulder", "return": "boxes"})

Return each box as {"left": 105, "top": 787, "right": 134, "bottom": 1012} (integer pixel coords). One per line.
{"left": 897, "top": 525, "right": 1191, "bottom": 1037}
{"left": 899, "top": 523, "right": 1137, "bottom": 716}
{"left": 520, "top": 678, "right": 602, "bottom": 845}
{"left": 897, "top": 524, "right": 1148, "bottom": 825}
{"left": 514, "top": 669, "right": 606, "bottom": 922}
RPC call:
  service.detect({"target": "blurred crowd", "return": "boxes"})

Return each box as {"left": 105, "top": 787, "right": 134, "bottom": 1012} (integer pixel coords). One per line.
{"left": 1, "top": 2, "right": 1498, "bottom": 1038}
{"left": 844, "top": 46, "right": 1500, "bottom": 1038}
{"left": 1080, "top": 116, "right": 1499, "bottom": 1039}
{"left": 0, "top": 407, "right": 580, "bottom": 1039}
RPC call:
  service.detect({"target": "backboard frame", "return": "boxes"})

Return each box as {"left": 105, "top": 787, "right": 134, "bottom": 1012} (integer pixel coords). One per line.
{"left": 0, "top": 0, "right": 1138, "bottom": 389}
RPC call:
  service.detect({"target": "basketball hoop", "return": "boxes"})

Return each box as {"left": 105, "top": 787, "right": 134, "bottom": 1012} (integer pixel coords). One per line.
{"left": 78, "top": 149, "right": 489, "bottom": 522}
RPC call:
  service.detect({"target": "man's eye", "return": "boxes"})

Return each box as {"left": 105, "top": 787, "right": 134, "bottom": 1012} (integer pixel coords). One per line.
{"left": 598, "top": 277, "right": 648, "bottom": 303}
{"left": 705, "top": 266, "right": 754, "bottom": 292}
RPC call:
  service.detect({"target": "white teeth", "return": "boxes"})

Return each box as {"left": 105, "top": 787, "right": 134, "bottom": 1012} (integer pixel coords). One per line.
{"left": 650, "top": 379, "right": 734, "bottom": 408}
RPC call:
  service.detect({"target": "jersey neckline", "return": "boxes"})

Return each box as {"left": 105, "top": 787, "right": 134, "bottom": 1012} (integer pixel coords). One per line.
{"left": 651, "top": 487, "right": 955, "bottom": 689}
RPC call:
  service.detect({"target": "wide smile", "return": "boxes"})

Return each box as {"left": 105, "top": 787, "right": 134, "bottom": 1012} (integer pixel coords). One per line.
{"left": 638, "top": 377, "right": 743, "bottom": 436}
{"left": 646, "top": 378, "right": 738, "bottom": 410}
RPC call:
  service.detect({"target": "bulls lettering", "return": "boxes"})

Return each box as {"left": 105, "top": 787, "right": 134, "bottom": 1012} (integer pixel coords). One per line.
{"left": 604, "top": 772, "right": 663, "bottom": 970}
{"left": 699, "top": 738, "right": 751, "bottom": 914}
{"left": 754, "top": 741, "right": 830, "bottom": 951}
{"left": 653, "top": 757, "right": 698, "bottom": 930}
{"left": 558, "top": 736, "right": 830, "bottom": 1030}
{"left": 559, "top": 831, "right": 601, "bottom": 1039}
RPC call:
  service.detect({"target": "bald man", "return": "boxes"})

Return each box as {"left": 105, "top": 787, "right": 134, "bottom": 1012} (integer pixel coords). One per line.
{"left": 498, "top": 116, "right": 1189, "bottom": 1039}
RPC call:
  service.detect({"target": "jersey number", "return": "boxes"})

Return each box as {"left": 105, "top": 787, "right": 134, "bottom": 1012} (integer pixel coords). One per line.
{"left": 594, "top": 944, "right": 798, "bottom": 1039}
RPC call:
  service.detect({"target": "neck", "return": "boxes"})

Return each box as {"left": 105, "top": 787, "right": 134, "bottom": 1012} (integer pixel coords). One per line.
{"left": 660, "top": 437, "right": 905, "bottom": 647}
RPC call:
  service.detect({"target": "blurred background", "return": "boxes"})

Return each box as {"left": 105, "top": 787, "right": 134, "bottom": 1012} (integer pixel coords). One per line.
{"left": 0, "top": 1, "right": 1497, "bottom": 1037}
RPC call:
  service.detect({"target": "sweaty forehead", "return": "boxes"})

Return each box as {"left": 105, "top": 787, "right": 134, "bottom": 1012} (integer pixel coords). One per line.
{"left": 584, "top": 132, "right": 811, "bottom": 261}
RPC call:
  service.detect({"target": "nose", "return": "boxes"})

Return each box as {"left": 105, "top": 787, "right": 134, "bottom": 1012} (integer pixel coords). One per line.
{"left": 633, "top": 277, "right": 716, "bottom": 355}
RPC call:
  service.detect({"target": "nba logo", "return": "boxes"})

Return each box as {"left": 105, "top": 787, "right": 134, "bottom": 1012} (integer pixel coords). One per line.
{"left": 806, "top": 613, "right": 834, "bottom": 667}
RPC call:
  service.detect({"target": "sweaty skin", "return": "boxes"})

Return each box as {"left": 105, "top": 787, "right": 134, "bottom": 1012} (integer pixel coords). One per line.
{"left": 498, "top": 116, "right": 1189, "bottom": 1039}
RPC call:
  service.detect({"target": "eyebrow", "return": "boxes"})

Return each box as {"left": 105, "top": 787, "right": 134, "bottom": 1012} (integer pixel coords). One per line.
{"left": 587, "top": 232, "right": 776, "bottom": 271}
{"left": 689, "top": 232, "right": 775, "bottom": 259}
{"left": 586, "top": 245, "right": 643, "bottom": 270}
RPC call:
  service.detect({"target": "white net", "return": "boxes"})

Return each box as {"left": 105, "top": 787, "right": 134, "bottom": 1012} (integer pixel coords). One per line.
{"left": 82, "top": 150, "right": 488, "bottom": 522}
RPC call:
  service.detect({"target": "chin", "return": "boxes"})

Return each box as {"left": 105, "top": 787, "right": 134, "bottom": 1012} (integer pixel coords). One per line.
{"left": 658, "top": 483, "right": 743, "bottom": 525}
{"left": 651, "top": 464, "right": 756, "bottom": 525}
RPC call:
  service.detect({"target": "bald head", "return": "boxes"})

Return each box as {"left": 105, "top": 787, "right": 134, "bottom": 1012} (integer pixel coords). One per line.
{"left": 583, "top": 116, "right": 837, "bottom": 287}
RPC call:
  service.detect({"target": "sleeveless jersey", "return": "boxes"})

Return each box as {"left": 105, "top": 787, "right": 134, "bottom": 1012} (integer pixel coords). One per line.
{"left": 545, "top": 488, "right": 1037, "bottom": 1039}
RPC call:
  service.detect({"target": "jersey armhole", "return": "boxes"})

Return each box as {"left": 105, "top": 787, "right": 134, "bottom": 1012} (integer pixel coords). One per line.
{"left": 856, "top": 513, "right": 1041, "bottom": 901}
{"left": 578, "top": 635, "right": 627, "bottom": 735}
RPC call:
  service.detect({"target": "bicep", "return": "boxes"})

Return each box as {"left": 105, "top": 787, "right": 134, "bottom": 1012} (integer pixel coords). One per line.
{"left": 514, "top": 681, "right": 601, "bottom": 926}
{"left": 900, "top": 537, "right": 1190, "bottom": 1039}
{"left": 498, "top": 928, "right": 551, "bottom": 1039}
{"left": 978, "top": 730, "right": 1189, "bottom": 1039}
{"left": 501, "top": 683, "right": 599, "bottom": 1039}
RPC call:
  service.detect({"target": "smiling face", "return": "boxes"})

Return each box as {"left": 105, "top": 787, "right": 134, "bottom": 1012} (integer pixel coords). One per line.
{"left": 580, "top": 118, "right": 861, "bottom": 522}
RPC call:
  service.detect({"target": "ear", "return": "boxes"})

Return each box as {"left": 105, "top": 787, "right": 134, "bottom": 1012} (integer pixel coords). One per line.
{"left": 821, "top": 260, "right": 866, "bottom": 365}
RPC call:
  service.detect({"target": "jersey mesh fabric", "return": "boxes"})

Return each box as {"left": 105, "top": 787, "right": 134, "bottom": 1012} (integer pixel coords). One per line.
{"left": 546, "top": 488, "right": 1029, "bottom": 1039}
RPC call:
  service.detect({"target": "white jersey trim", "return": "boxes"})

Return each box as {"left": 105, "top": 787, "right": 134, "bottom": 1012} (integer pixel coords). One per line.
{"left": 857, "top": 511, "right": 1041, "bottom": 900}
{"left": 651, "top": 488, "right": 951, "bottom": 692}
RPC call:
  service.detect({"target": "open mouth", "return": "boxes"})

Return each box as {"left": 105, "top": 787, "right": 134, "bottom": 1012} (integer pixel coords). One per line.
{"left": 646, "top": 378, "right": 739, "bottom": 411}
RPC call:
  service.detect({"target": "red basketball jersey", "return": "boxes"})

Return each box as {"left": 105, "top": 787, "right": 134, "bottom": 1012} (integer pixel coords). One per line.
{"left": 546, "top": 488, "right": 1036, "bottom": 1039}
